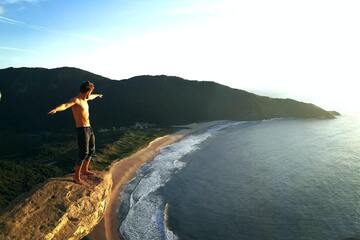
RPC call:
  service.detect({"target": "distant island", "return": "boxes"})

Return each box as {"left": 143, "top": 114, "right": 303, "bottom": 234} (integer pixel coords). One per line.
{"left": 0, "top": 67, "right": 338, "bottom": 132}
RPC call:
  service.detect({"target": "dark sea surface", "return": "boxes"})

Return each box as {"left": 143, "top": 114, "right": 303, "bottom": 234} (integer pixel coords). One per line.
{"left": 118, "top": 116, "right": 360, "bottom": 240}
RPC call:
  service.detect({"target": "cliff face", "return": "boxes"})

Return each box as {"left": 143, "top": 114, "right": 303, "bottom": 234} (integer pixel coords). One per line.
{"left": 0, "top": 171, "right": 112, "bottom": 240}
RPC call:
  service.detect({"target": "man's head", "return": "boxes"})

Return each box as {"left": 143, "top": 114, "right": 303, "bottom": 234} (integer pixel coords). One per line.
{"left": 80, "top": 81, "right": 94, "bottom": 93}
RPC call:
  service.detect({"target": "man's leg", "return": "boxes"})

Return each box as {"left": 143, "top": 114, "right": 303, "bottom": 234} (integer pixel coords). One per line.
{"left": 74, "top": 162, "right": 84, "bottom": 184}
{"left": 75, "top": 127, "right": 90, "bottom": 184}
{"left": 81, "top": 128, "right": 95, "bottom": 175}
{"left": 81, "top": 159, "right": 95, "bottom": 175}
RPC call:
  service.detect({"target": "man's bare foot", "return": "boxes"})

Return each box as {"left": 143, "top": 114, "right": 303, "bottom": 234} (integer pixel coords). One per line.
{"left": 81, "top": 170, "right": 96, "bottom": 176}
{"left": 73, "top": 178, "right": 85, "bottom": 185}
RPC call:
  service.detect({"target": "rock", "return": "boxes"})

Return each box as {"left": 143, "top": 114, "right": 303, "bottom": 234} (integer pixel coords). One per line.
{"left": 0, "top": 171, "right": 112, "bottom": 240}
{"left": 328, "top": 111, "right": 341, "bottom": 116}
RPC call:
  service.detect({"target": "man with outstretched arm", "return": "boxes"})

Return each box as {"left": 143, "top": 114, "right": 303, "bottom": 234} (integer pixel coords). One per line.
{"left": 48, "top": 81, "right": 103, "bottom": 185}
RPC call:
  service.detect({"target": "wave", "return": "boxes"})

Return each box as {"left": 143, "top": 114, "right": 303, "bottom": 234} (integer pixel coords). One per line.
{"left": 118, "top": 120, "right": 245, "bottom": 240}
{"left": 164, "top": 203, "right": 178, "bottom": 240}
{"left": 260, "top": 117, "right": 284, "bottom": 122}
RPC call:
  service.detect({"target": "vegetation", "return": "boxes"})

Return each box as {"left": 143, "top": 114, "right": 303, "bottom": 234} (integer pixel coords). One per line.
{"left": 0, "top": 67, "right": 334, "bottom": 132}
{"left": 0, "top": 127, "right": 178, "bottom": 211}
{"left": 92, "top": 128, "right": 174, "bottom": 171}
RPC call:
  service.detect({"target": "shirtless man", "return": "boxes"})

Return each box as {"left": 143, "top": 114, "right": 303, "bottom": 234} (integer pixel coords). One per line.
{"left": 48, "top": 81, "right": 103, "bottom": 184}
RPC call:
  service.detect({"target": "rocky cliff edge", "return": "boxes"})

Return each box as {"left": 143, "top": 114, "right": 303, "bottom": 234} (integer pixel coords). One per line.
{"left": 0, "top": 171, "right": 112, "bottom": 240}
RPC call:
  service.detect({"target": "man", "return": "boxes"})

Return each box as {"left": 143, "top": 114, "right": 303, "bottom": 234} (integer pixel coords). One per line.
{"left": 48, "top": 81, "right": 103, "bottom": 184}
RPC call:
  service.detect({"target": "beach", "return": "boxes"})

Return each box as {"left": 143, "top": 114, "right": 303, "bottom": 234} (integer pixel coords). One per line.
{"left": 88, "top": 121, "right": 223, "bottom": 240}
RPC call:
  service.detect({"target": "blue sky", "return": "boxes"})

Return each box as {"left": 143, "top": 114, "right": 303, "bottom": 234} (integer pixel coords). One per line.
{"left": 0, "top": 0, "right": 193, "bottom": 64}
{"left": 1, "top": 0, "right": 360, "bottom": 113}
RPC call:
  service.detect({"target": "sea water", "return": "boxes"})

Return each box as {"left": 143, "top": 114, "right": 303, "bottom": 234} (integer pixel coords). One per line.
{"left": 118, "top": 115, "right": 360, "bottom": 240}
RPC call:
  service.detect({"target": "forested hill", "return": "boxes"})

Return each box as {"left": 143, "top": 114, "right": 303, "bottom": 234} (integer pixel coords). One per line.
{"left": 0, "top": 67, "right": 335, "bottom": 131}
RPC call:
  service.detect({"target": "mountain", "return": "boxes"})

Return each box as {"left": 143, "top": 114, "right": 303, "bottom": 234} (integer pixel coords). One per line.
{"left": 0, "top": 67, "right": 335, "bottom": 131}
{"left": 328, "top": 111, "right": 341, "bottom": 116}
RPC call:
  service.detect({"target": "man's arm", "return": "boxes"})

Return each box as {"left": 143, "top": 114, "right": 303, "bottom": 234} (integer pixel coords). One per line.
{"left": 48, "top": 98, "right": 78, "bottom": 115}
{"left": 87, "top": 94, "right": 103, "bottom": 101}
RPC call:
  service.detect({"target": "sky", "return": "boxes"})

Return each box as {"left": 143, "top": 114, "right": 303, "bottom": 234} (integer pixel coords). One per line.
{"left": 0, "top": 0, "right": 359, "bottom": 113}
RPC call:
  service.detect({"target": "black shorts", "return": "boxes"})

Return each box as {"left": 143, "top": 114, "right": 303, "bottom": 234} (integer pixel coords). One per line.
{"left": 76, "top": 126, "right": 95, "bottom": 165}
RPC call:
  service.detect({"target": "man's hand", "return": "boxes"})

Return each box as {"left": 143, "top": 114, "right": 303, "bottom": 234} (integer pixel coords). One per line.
{"left": 88, "top": 94, "right": 103, "bottom": 100}
{"left": 48, "top": 109, "right": 57, "bottom": 115}
{"left": 48, "top": 98, "right": 77, "bottom": 115}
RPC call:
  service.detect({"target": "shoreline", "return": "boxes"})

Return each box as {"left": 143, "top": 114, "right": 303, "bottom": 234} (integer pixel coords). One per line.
{"left": 88, "top": 121, "right": 224, "bottom": 240}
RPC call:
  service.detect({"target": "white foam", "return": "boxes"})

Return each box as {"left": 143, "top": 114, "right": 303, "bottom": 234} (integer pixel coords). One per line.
{"left": 261, "top": 117, "right": 284, "bottom": 122}
{"left": 120, "top": 193, "right": 164, "bottom": 240}
{"left": 164, "top": 203, "right": 178, "bottom": 240}
{"left": 119, "top": 120, "right": 245, "bottom": 240}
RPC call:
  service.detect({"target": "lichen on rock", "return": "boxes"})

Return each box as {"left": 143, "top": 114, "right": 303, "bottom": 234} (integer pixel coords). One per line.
{"left": 0, "top": 171, "right": 112, "bottom": 240}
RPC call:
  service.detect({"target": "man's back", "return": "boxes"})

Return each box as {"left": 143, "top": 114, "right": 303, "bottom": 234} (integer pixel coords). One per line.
{"left": 71, "top": 97, "right": 91, "bottom": 128}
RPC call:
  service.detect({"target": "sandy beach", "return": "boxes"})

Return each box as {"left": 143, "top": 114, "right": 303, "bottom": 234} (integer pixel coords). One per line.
{"left": 88, "top": 121, "right": 223, "bottom": 240}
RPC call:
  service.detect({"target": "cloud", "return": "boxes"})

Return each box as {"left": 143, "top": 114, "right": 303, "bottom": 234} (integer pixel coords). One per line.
{"left": 0, "top": 15, "right": 107, "bottom": 43}
{"left": 0, "top": 15, "right": 24, "bottom": 24}
{"left": 0, "top": 46, "right": 37, "bottom": 53}
{"left": 165, "top": 2, "right": 218, "bottom": 16}
{"left": 0, "top": 0, "right": 41, "bottom": 4}
{"left": 164, "top": 0, "right": 235, "bottom": 17}
{"left": 0, "top": 5, "right": 4, "bottom": 15}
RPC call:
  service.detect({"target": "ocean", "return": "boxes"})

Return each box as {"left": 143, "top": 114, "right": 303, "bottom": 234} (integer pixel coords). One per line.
{"left": 117, "top": 115, "right": 360, "bottom": 240}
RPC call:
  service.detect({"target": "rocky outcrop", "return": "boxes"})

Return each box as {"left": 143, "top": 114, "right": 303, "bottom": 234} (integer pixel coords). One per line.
{"left": 328, "top": 110, "right": 341, "bottom": 116}
{"left": 0, "top": 171, "right": 112, "bottom": 240}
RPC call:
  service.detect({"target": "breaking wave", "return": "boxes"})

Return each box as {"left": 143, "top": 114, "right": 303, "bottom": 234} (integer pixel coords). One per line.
{"left": 118, "top": 120, "right": 244, "bottom": 240}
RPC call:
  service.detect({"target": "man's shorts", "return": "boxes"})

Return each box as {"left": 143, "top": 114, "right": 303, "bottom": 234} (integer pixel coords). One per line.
{"left": 76, "top": 126, "right": 95, "bottom": 165}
